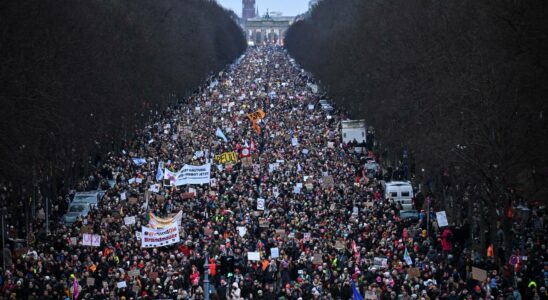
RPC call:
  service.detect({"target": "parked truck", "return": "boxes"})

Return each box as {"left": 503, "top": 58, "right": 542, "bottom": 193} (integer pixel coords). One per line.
{"left": 341, "top": 119, "right": 366, "bottom": 145}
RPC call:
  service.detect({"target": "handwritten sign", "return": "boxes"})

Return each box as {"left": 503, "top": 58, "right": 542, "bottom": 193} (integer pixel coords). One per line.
{"left": 257, "top": 198, "right": 265, "bottom": 210}
{"left": 471, "top": 267, "right": 487, "bottom": 281}
{"left": 82, "top": 233, "right": 101, "bottom": 247}
{"left": 124, "top": 216, "right": 136, "bottom": 225}
{"left": 436, "top": 211, "right": 449, "bottom": 227}
{"left": 215, "top": 152, "right": 239, "bottom": 164}
{"left": 247, "top": 252, "right": 261, "bottom": 261}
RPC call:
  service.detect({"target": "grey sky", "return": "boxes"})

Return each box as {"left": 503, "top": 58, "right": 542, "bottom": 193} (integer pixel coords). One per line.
{"left": 216, "top": 0, "right": 310, "bottom": 17}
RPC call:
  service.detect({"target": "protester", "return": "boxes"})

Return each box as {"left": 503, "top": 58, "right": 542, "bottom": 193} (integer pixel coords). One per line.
{"left": 0, "top": 45, "right": 545, "bottom": 300}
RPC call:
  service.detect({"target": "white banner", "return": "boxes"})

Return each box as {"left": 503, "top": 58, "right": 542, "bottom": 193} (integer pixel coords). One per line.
{"left": 164, "top": 164, "right": 211, "bottom": 186}
{"left": 141, "top": 224, "right": 180, "bottom": 248}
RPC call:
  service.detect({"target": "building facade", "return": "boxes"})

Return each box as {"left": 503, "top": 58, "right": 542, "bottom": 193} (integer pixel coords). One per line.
{"left": 242, "top": 0, "right": 256, "bottom": 20}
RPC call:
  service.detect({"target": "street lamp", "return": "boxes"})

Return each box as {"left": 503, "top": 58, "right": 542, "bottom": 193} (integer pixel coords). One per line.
{"left": 203, "top": 251, "right": 210, "bottom": 300}
{"left": 1, "top": 206, "right": 7, "bottom": 272}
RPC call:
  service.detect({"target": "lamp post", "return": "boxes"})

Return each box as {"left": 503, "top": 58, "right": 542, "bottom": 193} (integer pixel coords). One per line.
{"left": 1, "top": 206, "right": 7, "bottom": 272}
{"left": 203, "top": 251, "right": 210, "bottom": 300}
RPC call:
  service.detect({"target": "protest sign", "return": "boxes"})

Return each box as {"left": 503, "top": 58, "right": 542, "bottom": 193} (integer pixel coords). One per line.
{"left": 271, "top": 247, "right": 279, "bottom": 258}
{"left": 436, "top": 211, "right": 449, "bottom": 227}
{"left": 364, "top": 291, "right": 378, "bottom": 300}
{"left": 257, "top": 198, "right": 265, "bottom": 210}
{"left": 214, "top": 152, "right": 238, "bottom": 164}
{"left": 247, "top": 252, "right": 261, "bottom": 261}
{"left": 148, "top": 184, "right": 160, "bottom": 193}
{"left": 147, "top": 211, "right": 182, "bottom": 229}
{"left": 241, "top": 157, "right": 253, "bottom": 168}
{"left": 407, "top": 267, "right": 421, "bottom": 279}
{"left": 373, "top": 257, "right": 388, "bottom": 269}
{"left": 82, "top": 234, "right": 101, "bottom": 247}
{"left": 312, "top": 253, "right": 323, "bottom": 264}
{"left": 128, "top": 270, "right": 140, "bottom": 277}
{"left": 117, "top": 281, "right": 127, "bottom": 289}
{"left": 141, "top": 223, "right": 180, "bottom": 248}
{"left": 181, "top": 192, "right": 195, "bottom": 200}
{"left": 164, "top": 163, "right": 211, "bottom": 186}
{"left": 86, "top": 278, "right": 95, "bottom": 287}
{"left": 237, "top": 226, "right": 247, "bottom": 237}
{"left": 322, "top": 176, "right": 335, "bottom": 189}
{"left": 471, "top": 267, "right": 487, "bottom": 281}
{"left": 124, "top": 216, "right": 136, "bottom": 226}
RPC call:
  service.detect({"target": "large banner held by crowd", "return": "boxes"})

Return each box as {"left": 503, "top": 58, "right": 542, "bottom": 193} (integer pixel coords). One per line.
{"left": 147, "top": 211, "right": 183, "bottom": 229}
{"left": 164, "top": 163, "right": 211, "bottom": 186}
{"left": 141, "top": 223, "right": 180, "bottom": 248}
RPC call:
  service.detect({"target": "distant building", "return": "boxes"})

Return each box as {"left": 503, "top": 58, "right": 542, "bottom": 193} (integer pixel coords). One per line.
{"left": 242, "top": 0, "right": 256, "bottom": 20}
{"left": 240, "top": 4, "right": 295, "bottom": 46}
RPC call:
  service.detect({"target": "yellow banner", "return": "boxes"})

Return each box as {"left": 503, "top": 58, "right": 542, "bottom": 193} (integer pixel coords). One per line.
{"left": 214, "top": 151, "right": 239, "bottom": 164}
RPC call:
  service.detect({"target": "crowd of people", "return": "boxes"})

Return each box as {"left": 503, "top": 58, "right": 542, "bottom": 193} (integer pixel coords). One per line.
{"left": 0, "top": 46, "right": 546, "bottom": 300}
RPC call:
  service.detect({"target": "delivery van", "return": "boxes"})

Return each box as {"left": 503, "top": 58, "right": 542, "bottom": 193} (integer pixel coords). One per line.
{"left": 382, "top": 181, "right": 414, "bottom": 209}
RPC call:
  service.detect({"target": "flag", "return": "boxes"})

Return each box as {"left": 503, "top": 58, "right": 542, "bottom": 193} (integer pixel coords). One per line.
{"left": 132, "top": 158, "right": 146, "bottom": 166}
{"left": 156, "top": 161, "right": 164, "bottom": 182}
{"left": 250, "top": 139, "right": 256, "bottom": 151}
{"left": 351, "top": 280, "right": 363, "bottom": 300}
{"left": 404, "top": 247, "right": 413, "bottom": 265}
{"left": 251, "top": 121, "right": 261, "bottom": 134}
{"left": 216, "top": 127, "right": 228, "bottom": 142}
{"left": 73, "top": 276, "right": 79, "bottom": 299}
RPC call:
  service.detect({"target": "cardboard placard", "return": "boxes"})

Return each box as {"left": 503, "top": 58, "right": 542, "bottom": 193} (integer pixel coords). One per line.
{"left": 275, "top": 229, "right": 286, "bottom": 237}
{"left": 364, "top": 291, "right": 377, "bottom": 300}
{"left": 335, "top": 240, "right": 345, "bottom": 250}
{"left": 86, "top": 277, "right": 95, "bottom": 287}
{"left": 471, "top": 267, "right": 487, "bottom": 281}
{"left": 312, "top": 253, "right": 323, "bottom": 264}
{"left": 322, "top": 176, "right": 335, "bottom": 189}
{"left": 407, "top": 267, "right": 421, "bottom": 279}
{"left": 124, "top": 216, "right": 136, "bottom": 225}
{"left": 128, "top": 197, "right": 139, "bottom": 205}
{"left": 259, "top": 218, "right": 269, "bottom": 228}
{"left": 204, "top": 228, "right": 213, "bottom": 236}
{"left": 81, "top": 225, "right": 93, "bottom": 234}
{"left": 181, "top": 192, "right": 195, "bottom": 200}
{"left": 149, "top": 272, "right": 159, "bottom": 280}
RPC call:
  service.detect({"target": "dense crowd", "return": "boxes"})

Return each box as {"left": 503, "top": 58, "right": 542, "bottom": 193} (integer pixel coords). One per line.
{"left": 0, "top": 46, "right": 546, "bottom": 300}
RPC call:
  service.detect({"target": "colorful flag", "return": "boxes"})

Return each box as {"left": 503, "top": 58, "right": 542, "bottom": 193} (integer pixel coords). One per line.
{"left": 216, "top": 127, "right": 228, "bottom": 142}
{"left": 404, "top": 247, "right": 413, "bottom": 265}
{"left": 156, "top": 161, "right": 164, "bottom": 181}
{"left": 351, "top": 280, "right": 363, "bottom": 300}
{"left": 73, "top": 276, "right": 79, "bottom": 299}
{"left": 132, "top": 158, "right": 146, "bottom": 166}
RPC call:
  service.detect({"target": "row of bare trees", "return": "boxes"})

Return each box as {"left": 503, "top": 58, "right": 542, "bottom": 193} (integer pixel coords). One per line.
{"left": 0, "top": 0, "right": 245, "bottom": 222}
{"left": 286, "top": 0, "right": 547, "bottom": 251}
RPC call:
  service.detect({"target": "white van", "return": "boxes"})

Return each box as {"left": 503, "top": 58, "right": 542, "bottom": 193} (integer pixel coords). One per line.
{"left": 382, "top": 181, "right": 414, "bottom": 210}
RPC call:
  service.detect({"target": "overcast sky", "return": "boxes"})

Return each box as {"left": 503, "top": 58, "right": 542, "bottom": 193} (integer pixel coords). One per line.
{"left": 216, "top": 0, "right": 310, "bottom": 17}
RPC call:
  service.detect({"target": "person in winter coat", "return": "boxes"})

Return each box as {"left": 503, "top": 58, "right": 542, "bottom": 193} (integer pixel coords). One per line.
{"left": 440, "top": 228, "right": 453, "bottom": 253}
{"left": 229, "top": 282, "right": 241, "bottom": 300}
